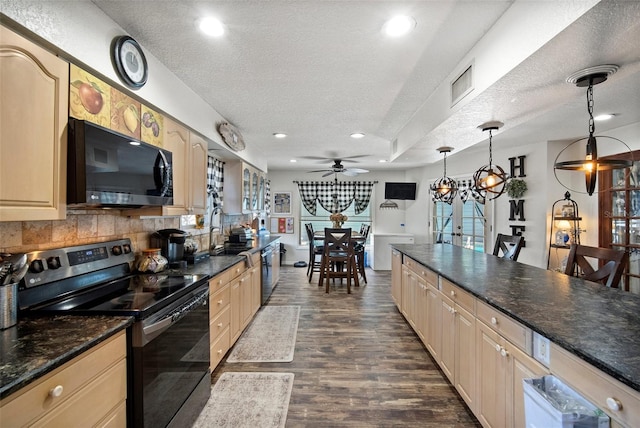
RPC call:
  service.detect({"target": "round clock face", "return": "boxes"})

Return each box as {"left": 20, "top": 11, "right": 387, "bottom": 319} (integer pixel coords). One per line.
{"left": 112, "top": 36, "right": 148, "bottom": 89}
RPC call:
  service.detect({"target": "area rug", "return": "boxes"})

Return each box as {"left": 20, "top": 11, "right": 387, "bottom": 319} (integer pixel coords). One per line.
{"left": 192, "top": 372, "right": 294, "bottom": 428}
{"left": 226, "top": 305, "right": 300, "bottom": 363}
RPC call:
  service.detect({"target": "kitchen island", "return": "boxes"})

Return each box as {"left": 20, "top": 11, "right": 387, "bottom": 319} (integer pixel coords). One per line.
{"left": 392, "top": 243, "right": 640, "bottom": 427}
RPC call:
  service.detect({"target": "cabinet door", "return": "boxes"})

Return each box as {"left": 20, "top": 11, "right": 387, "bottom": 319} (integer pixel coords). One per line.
{"left": 251, "top": 170, "right": 259, "bottom": 210}
{"left": 230, "top": 277, "right": 242, "bottom": 343}
{"left": 391, "top": 250, "right": 402, "bottom": 308}
{"left": 401, "top": 266, "right": 411, "bottom": 320}
{"left": 455, "top": 304, "right": 476, "bottom": 411}
{"left": 188, "top": 132, "right": 207, "bottom": 213}
{"left": 242, "top": 166, "right": 251, "bottom": 212}
{"left": 163, "top": 117, "right": 189, "bottom": 214}
{"left": 0, "top": 26, "right": 69, "bottom": 221}
{"left": 240, "top": 273, "right": 252, "bottom": 327}
{"left": 415, "top": 278, "right": 428, "bottom": 344}
{"left": 258, "top": 175, "right": 265, "bottom": 210}
{"left": 425, "top": 284, "right": 442, "bottom": 361}
{"left": 476, "top": 321, "right": 508, "bottom": 428}
{"left": 508, "top": 343, "right": 548, "bottom": 428}
{"left": 439, "top": 294, "right": 456, "bottom": 383}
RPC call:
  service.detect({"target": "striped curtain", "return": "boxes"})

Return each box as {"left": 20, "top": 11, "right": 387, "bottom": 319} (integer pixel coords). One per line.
{"left": 207, "top": 157, "right": 224, "bottom": 209}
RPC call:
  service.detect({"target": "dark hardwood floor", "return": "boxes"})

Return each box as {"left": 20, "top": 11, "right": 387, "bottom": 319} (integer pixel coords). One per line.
{"left": 212, "top": 265, "right": 481, "bottom": 427}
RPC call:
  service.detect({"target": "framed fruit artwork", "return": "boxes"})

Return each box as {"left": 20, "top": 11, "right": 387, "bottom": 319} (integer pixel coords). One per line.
{"left": 140, "top": 104, "right": 164, "bottom": 147}
{"left": 110, "top": 88, "right": 140, "bottom": 139}
{"left": 70, "top": 64, "right": 110, "bottom": 126}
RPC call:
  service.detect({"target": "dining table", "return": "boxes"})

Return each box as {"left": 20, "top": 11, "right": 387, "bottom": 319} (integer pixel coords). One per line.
{"left": 313, "top": 229, "right": 365, "bottom": 288}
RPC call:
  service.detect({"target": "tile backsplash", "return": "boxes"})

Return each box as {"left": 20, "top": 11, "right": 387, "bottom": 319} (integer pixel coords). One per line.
{"left": 0, "top": 210, "right": 212, "bottom": 255}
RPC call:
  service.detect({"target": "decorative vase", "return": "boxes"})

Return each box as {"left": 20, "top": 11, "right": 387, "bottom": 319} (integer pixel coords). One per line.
{"left": 332, "top": 220, "right": 342, "bottom": 228}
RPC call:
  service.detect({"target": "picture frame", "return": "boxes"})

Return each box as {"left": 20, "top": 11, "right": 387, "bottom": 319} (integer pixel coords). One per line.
{"left": 273, "top": 192, "right": 292, "bottom": 215}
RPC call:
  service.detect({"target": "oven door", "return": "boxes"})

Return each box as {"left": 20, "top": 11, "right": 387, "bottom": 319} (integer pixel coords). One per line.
{"left": 130, "top": 283, "right": 210, "bottom": 428}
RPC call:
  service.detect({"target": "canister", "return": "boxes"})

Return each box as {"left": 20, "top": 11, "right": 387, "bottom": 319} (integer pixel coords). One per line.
{"left": 0, "top": 282, "right": 18, "bottom": 329}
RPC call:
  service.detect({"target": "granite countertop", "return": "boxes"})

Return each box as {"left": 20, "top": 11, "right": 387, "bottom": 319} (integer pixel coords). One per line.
{"left": 0, "top": 316, "right": 133, "bottom": 400}
{"left": 392, "top": 243, "right": 640, "bottom": 393}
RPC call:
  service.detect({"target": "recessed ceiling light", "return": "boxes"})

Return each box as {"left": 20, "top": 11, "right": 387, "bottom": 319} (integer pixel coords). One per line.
{"left": 379, "top": 159, "right": 387, "bottom": 163}
{"left": 289, "top": 159, "right": 297, "bottom": 163}
{"left": 594, "top": 113, "right": 615, "bottom": 121}
{"left": 273, "top": 133, "right": 287, "bottom": 138}
{"left": 350, "top": 133, "right": 365, "bottom": 139}
{"left": 199, "top": 17, "right": 225, "bottom": 37}
{"left": 383, "top": 15, "right": 416, "bottom": 37}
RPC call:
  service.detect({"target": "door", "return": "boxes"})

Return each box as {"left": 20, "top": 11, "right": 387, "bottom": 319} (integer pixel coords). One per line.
{"left": 433, "top": 180, "right": 489, "bottom": 252}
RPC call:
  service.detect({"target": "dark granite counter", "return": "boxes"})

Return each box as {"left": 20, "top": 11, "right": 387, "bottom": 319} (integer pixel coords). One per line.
{"left": 392, "top": 243, "right": 640, "bottom": 393}
{"left": 0, "top": 316, "right": 132, "bottom": 400}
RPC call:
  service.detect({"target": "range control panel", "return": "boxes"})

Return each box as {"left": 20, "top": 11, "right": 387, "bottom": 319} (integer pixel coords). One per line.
{"left": 22, "top": 239, "right": 135, "bottom": 289}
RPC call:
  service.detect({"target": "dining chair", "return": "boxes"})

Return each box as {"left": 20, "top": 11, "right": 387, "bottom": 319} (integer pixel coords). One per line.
{"left": 492, "top": 234, "right": 525, "bottom": 261}
{"left": 564, "top": 244, "right": 627, "bottom": 288}
{"left": 354, "top": 224, "right": 371, "bottom": 284}
{"left": 319, "top": 228, "right": 359, "bottom": 293}
{"left": 305, "top": 223, "right": 323, "bottom": 282}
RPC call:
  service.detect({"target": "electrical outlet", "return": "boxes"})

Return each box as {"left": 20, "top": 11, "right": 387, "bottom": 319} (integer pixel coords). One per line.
{"left": 533, "top": 332, "right": 551, "bottom": 367}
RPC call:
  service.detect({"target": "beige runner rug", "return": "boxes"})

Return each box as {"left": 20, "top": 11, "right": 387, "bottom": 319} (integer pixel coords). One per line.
{"left": 193, "top": 372, "right": 294, "bottom": 428}
{"left": 226, "top": 305, "right": 300, "bottom": 363}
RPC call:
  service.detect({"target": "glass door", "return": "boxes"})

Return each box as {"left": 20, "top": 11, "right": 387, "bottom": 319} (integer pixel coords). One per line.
{"left": 598, "top": 150, "right": 640, "bottom": 292}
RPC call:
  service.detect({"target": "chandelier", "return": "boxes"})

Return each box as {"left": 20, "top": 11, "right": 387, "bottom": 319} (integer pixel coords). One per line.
{"left": 554, "top": 65, "right": 632, "bottom": 195}
{"left": 473, "top": 121, "right": 508, "bottom": 200}
{"left": 430, "top": 146, "right": 457, "bottom": 204}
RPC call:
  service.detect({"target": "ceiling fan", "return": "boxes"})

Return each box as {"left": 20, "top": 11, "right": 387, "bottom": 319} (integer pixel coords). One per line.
{"left": 307, "top": 159, "right": 369, "bottom": 177}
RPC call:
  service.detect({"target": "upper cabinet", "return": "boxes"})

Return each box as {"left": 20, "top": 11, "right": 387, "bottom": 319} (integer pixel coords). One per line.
{"left": 124, "top": 119, "right": 207, "bottom": 216}
{"left": 224, "top": 161, "right": 265, "bottom": 214}
{"left": 0, "top": 25, "right": 69, "bottom": 221}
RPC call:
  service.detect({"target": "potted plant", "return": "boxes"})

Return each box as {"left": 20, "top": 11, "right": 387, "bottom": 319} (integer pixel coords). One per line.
{"left": 506, "top": 178, "right": 527, "bottom": 199}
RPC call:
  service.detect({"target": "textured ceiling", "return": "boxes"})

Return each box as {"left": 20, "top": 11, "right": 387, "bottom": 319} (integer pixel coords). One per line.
{"left": 90, "top": 0, "right": 640, "bottom": 173}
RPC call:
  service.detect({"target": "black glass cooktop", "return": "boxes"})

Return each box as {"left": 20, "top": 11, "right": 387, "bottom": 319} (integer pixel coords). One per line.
{"left": 34, "top": 273, "right": 207, "bottom": 318}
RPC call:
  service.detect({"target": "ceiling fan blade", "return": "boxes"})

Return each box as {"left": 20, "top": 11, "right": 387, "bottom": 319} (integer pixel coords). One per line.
{"left": 347, "top": 168, "right": 369, "bottom": 173}
{"left": 341, "top": 170, "right": 359, "bottom": 177}
{"left": 307, "top": 169, "right": 332, "bottom": 173}
{"left": 322, "top": 171, "right": 334, "bottom": 177}
{"left": 339, "top": 154, "right": 369, "bottom": 160}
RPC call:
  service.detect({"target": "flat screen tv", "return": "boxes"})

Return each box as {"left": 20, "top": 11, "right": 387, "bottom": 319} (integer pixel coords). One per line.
{"left": 384, "top": 182, "right": 417, "bottom": 200}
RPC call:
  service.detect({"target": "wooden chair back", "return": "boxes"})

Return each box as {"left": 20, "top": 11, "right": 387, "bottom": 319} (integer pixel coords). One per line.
{"left": 564, "top": 244, "right": 627, "bottom": 288}
{"left": 493, "top": 234, "right": 524, "bottom": 261}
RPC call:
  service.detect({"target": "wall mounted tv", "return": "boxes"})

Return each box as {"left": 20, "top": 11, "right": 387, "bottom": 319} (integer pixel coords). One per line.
{"left": 384, "top": 182, "right": 417, "bottom": 200}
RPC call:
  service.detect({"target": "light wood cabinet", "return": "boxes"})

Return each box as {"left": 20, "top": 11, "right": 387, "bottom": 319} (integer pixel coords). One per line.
{"left": 209, "top": 269, "right": 231, "bottom": 369}
{"left": 425, "top": 283, "right": 442, "bottom": 361}
{"left": 0, "top": 25, "right": 69, "bottom": 221}
{"left": 124, "top": 120, "right": 207, "bottom": 216}
{"left": 223, "top": 161, "right": 266, "bottom": 214}
{"left": 391, "top": 250, "right": 402, "bottom": 308}
{"left": 0, "top": 331, "right": 127, "bottom": 427}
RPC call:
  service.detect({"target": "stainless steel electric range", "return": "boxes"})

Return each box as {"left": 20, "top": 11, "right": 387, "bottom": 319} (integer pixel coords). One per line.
{"left": 18, "top": 239, "right": 211, "bottom": 428}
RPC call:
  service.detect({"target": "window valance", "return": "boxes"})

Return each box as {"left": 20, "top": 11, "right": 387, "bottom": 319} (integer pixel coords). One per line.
{"left": 294, "top": 180, "right": 377, "bottom": 215}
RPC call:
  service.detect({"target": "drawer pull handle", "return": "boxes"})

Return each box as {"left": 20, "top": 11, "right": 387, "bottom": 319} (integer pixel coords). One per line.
{"left": 49, "top": 385, "right": 64, "bottom": 398}
{"left": 217, "top": 349, "right": 223, "bottom": 355}
{"left": 606, "top": 397, "right": 622, "bottom": 411}
{"left": 500, "top": 347, "right": 509, "bottom": 358}
{"left": 450, "top": 290, "right": 456, "bottom": 297}
{"left": 218, "top": 300, "right": 223, "bottom": 305}
{"left": 491, "top": 317, "right": 498, "bottom": 325}
{"left": 495, "top": 344, "right": 501, "bottom": 352}
{"left": 217, "top": 322, "right": 223, "bottom": 328}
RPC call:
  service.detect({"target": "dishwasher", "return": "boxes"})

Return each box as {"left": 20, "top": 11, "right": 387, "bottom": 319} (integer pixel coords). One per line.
{"left": 261, "top": 244, "right": 274, "bottom": 304}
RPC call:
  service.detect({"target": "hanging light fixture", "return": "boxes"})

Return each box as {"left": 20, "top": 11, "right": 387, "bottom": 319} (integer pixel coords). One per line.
{"left": 554, "top": 65, "right": 632, "bottom": 196}
{"left": 473, "top": 121, "right": 508, "bottom": 200}
{"left": 430, "top": 146, "right": 457, "bottom": 204}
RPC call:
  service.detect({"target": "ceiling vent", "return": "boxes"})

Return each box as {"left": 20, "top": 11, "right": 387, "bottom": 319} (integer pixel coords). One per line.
{"left": 451, "top": 63, "right": 474, "bottom": 106}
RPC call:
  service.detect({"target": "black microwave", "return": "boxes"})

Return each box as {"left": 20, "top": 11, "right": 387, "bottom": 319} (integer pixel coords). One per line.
{"left": 67, "top": 118, "right": 173, "bottom": 207}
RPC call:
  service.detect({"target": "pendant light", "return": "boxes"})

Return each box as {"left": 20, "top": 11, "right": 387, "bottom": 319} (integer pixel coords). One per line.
{"left": 430, "top": 146, "right": 457, "bottom": 204}
{"left": 554, "top": 65, "right": 632, "bottom": 196}
{"left": 473, "top": 121, "right": 508, "bottom": 200}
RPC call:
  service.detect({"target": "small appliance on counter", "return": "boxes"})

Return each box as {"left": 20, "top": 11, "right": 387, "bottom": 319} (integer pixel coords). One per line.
{"left": 228, "top": 227, "right": 253, "bottom": 243}
{"left": 150, "top": 228, "right": 187, "bottom": 268}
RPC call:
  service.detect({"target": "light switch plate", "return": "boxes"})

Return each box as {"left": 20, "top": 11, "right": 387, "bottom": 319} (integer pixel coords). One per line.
{"left": 533, "top": 332, "right": 551, "bottom": 367}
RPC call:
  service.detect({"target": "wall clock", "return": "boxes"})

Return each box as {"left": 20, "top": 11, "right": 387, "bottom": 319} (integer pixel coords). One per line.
{"left": 217, "top": 122, "right": 246, "bottom": 152}
{"left": 111, "top": 36, "right": 148, "bottom": 89}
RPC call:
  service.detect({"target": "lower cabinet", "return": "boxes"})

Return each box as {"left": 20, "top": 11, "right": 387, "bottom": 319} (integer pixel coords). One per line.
{"left": 209, "top": 269, "right": 232, "bottom": 369}
{"left": 0, "top": 331, "right": 127, "bottom": 427}
{"left": 391, "top": 250, "right": 402, "bottom": 308}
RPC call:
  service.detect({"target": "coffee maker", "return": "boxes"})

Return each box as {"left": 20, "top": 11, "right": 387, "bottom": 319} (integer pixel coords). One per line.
{"left": 150, "top": 229, "right": 187, "bottom": 268}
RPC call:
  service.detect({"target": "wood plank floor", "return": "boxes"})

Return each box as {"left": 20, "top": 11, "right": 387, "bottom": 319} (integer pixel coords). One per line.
{"left": 212, "top": 266, "right": 481, "bottom": 427}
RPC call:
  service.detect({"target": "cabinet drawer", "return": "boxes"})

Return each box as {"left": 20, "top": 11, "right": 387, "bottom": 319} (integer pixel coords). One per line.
{"left": 209, "top": 270, "right": 231, "bottom": 294}
{"left": 0, "top": 332, "right": 126, "bottom": 427}
{"left": 476, "top": 300, "right": 531, "bottom": 354}
{"left": 210, "top": 305, "right": 230, "bottom": 340}
{"left": 550, "top": 343, "right": 640, "bottom": 427}
{"left": 440, "top": 278, "right": 475, "bottom": 314}
{"left": 403, "top": 257, "right": 438, "bottom": 286}
{"left": 210, "top": 286, "right": 230, "bottom": 318}
{"left": 210, "top": 326, "right": 230, "bottom": 368}
{"left": 228, "top": 261, "right": 246, "bottom": 280}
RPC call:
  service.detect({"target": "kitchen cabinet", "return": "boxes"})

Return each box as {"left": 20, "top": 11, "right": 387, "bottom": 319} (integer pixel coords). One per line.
{"left": 209, "top": 269, "right": 231, "bottom": 369}
{"left": 224, "top": 161, "right": 266, "bottom": 214}
{"left": 391, "top": 250, "right": 402, "bottom": 308}
{"left": 229, "top": 253, "right": 262, "bottom": 344}
{"left": 0, "top": 25, "right": 69, "bottom": 221}
{"left": 475, "top": 300, "right": 545, "bottom": 428}
{"left": 425, "top": 283, "right": 442, "bottom": 361}
{"left": 124, "top": 119, "right": 207, "bottom": 216}
{"left": 0, "top": 331, "right": 127, "bottom": 427}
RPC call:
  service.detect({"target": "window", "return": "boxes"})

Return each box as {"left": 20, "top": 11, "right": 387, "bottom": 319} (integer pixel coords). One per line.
{"left": 300, "top": 202, "right": 371, "bottom": 246}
